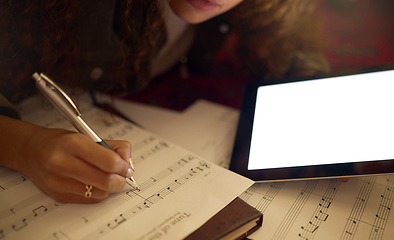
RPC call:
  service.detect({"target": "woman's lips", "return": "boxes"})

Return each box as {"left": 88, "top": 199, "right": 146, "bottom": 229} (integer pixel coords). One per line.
{"left": 187, "top": 0, "right": 221, "bottom": 11}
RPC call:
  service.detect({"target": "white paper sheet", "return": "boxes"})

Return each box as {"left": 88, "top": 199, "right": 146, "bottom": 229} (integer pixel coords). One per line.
{"left": 244, "top": 175, "right": 394, "bottom": 239}
{"left": 78, "top": 96, "right": 394, "bottom": 239}
{"left": 0, "top": 95, "right": 253, "bottom": 240}
{"left": 108, "top": 98, "right": 239, "bottom": 168}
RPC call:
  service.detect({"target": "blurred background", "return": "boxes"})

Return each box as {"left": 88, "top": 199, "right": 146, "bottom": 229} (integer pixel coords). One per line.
{"left": 126, "top": 0, "right": 394, "bottom": 111}
{"left": 318, "top": 0, "right": 393, "bottom": 71}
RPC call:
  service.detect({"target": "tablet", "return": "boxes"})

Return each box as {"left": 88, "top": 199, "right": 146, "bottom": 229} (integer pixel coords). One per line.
{"left": 230, "top": 70, "right": 394, "bottom": 182}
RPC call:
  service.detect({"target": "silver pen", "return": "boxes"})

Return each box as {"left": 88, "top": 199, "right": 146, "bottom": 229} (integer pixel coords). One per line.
{"left": 32, "top": 72, "right": 139, "bottom": 189}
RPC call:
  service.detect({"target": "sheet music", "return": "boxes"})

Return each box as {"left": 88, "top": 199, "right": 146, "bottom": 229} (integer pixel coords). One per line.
{"left": 244, "top": 175, "right": 394, "bottom": 239}
{"left": 73, "top": 97, "right": 394, "bottom": 239}
{"left": 0, "top": 95, "right": 253, "bottom": 240}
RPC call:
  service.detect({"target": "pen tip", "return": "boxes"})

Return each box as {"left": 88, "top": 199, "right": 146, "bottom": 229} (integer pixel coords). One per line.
{"left": 129, "top": 177, "right": 139, "bottom": 191}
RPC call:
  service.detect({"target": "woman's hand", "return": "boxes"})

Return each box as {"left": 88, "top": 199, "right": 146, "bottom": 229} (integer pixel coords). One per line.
{"left": 0, "top": 115, "right": 133, "bottom": 203}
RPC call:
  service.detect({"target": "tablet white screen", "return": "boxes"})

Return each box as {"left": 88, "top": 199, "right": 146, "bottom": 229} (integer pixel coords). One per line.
{"left": 248, "top": 70, "right": 394, "bottom": 170}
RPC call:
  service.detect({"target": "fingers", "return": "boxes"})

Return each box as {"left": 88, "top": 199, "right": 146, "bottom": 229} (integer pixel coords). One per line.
{"left": 29, "top": 171, "right": 110, "bottom": 203}
{"left": 50, "top": 177, "right": 109, "bottom": 199}
{"left": 23, "top": 129, "right": 134, "bottom": 203}
{"left": 106, "top": 140, "right": 135, "bottom": 174}
{"left": 106, "top": 140, "right": 132, "bottom": 162}
{"left": 63, "top": 134, "right": 133, "bottom": 178}
{"left": 47, "top": 153, "right": 127, "bottom": 192}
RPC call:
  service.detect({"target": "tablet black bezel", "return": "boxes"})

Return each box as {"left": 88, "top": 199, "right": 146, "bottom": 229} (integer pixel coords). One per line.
{"left": 229, "top": 72, "right": 394, "bottom": 182}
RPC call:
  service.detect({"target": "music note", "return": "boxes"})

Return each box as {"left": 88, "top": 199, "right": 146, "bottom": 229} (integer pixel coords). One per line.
{"left": 12, "top": 219, "right": 28, "bottom": 231}
{"left": 0, "top": 175, "right": 29, "bottom": 192}
{"left": 380, "top": 194, "right": 391, "bottom": 200}
{"left": 144, "top": 136, "right": 156, "bottom": 144}
{"left": 345, "top": 230, "right": 353, "bottom": 236}
{"left": 107, "top": 215, "right": 126, "bottom": 230}
{"left": 315, "top": 211, "right": 329, "bottom": 221}
{"left": 301, "top": 221, "right": 319, "bottom": 233}
{"left": 136, "top": 142, "right": 172, "bottom": 162}
{"left": 298, "top": 233, "right": 308, "bottom": 240}
{"left": 198, "top": 161, "right": 210, "bottom": 169}
{"left": 32, "top": 206, "right": 48, "bottom": 217}
{"left": 178, "top": 159, "right": 188, "bottom": 166}
{"left": 143, "top": 201, "right": 153, "bottom": 208}
{"left": 159, "top": 141, "right": 169, "bottom": 148}
{"left": 318, "top": 198, "right": 332, "bottom": 208}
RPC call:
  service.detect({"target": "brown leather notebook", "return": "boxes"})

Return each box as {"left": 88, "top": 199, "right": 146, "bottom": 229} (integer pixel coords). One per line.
{"left": 184, "top": 197, "right": 263, "bottom": 240}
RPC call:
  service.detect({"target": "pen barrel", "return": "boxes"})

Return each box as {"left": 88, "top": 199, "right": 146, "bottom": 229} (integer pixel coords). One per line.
{"left": 33, "top": 73, "right": 102, "bottom": 143}
{"left": 72, "top": 115, "right": 102, "bottom": 143}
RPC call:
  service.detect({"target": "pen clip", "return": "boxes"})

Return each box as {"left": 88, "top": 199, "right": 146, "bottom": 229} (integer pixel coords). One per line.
{"left": 33, "top": 72, "right": 81, "bottom": 116}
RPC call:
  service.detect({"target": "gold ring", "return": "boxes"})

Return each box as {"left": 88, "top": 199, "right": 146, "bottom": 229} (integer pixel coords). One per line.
{"left": 85, "top": 185, "right": 93, "bottom": 198}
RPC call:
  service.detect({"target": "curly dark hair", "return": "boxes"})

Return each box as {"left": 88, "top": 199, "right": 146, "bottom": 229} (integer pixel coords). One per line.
{"left": 0, "top": 0, "right": 327, "bottom": 102}
{"left": 0, "top": 0, "right": 166, "bottom": 101}
{"left": 204, "top": 0, "right": 327, "bottom": 80}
